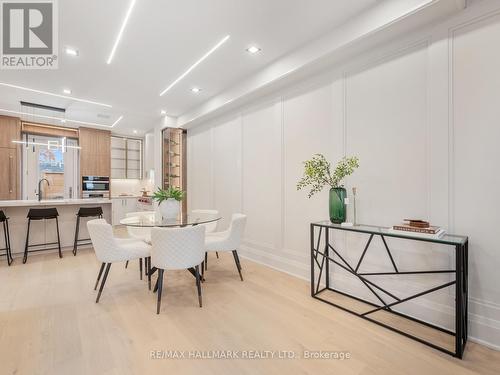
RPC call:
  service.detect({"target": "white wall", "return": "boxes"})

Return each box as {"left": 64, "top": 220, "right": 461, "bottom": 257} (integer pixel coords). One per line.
{"left": 186, "top": 1, "right": 500, "bottom": 349}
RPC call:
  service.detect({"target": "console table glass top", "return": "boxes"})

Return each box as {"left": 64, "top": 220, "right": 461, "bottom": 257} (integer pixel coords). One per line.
{"left": 312, "top": 221, "right": 468, "bottom": 246}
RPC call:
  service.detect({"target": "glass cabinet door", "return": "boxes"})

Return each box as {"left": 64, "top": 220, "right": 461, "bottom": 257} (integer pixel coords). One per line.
{"left": 126, "top": 139, "right": 142, "bottom": 179}
{"left": 111, "top": 137, "right": 126, "bottom": 179}
{"left": 111, "top": 136, "right": 143, "bottom": 179}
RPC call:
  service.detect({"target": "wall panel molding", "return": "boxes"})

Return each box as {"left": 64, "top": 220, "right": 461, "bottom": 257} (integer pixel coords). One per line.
{"left": 186, "top": 1, "right": 500, "bottom": 350}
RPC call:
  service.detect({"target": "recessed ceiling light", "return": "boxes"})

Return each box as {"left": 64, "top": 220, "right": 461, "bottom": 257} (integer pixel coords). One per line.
{"left": 133, "top": 130, "right": 138, "bottom": 134}
{"left": 107, "top": 0, "right": 137, "bottom": 64}
{"left": 160, "top": 110, "right": 167, "bottom": 115}
{"left": 191, "top": 87, "right": 201, "bottom": 93}
{"left": 246, "top": 46, "right": 261, "bottom": 54}
{"left": 0, "top": 82, "right": 111, "bottom": 107}
{"left": 65, "top": 47, "right": 79, "bottom": 56}
{"left": 63, "top": 88, "right": 72, "bottom": 95}
{"left": 159, "top": 35, "right": 230, "bottom": 96}
{"left": 0, "top": 108, "right": 122, "bottom": 128}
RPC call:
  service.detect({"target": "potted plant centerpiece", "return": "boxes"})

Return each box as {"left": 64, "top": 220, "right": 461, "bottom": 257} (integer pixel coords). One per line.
{"left": 297, "top": 154, "right": 359, "bottom": 223}
{"left": 152, "top": 186, "right": 185, "bottom": 219}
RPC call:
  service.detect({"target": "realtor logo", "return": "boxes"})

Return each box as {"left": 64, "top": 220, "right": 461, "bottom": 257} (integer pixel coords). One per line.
{"left": 1, "top": 0, "right": 58, "bottom": 69}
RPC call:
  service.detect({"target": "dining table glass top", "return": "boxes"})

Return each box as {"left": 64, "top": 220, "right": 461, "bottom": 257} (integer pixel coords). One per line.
{"left": 120, "top": 212, "right": 222, "bottom": 227}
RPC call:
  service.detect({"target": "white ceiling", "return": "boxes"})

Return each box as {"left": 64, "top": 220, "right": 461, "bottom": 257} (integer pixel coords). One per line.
{"left": 0, "top": 0, "right": 378, "bottom": 135}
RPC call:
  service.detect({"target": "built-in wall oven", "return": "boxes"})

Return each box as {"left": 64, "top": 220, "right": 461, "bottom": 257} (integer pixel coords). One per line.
{"left": 82, "top": 176, "right": 110, "bottom": 198}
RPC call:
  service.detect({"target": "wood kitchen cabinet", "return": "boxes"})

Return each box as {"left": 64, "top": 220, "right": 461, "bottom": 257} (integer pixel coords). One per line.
{"left": 0, "top": 115, "right": 21, "bottom": 200}
{"left": 0, "top": 115, "right": 21, "bottom": 148}
{"left": 0, "top": 148, "right": 18, "bottom": 200}
{"left": 79, "top": 127, "right": 111, "bottom": 181}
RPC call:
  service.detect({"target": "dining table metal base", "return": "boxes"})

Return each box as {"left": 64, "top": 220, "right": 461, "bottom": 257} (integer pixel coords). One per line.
{"left": 149, "top": 263, "right": 205, "bottom": 293}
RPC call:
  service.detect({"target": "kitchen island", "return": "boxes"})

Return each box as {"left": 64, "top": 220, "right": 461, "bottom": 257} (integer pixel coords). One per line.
{"left": 0, "top": 199, "right": 111, "bottom": 256}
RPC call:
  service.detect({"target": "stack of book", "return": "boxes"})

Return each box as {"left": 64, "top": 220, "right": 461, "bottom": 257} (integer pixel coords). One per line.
{"left": 389, "top": 220, "right": 446, "bottom": 238}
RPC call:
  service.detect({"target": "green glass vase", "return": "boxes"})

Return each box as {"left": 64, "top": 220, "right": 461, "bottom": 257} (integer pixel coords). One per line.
{"left": 329, "top": 187, "right": 346, "bottom": 224}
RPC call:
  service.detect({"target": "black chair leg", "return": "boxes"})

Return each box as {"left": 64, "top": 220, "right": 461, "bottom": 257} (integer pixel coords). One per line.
{"left": 94, "top": 262, "right": 106, "bottom": 290}
{"left": 139, "top": 258, "right": 143, "bottom": 280}
{"left": 147, "top": 257, "right": 151, "bottom": 290}
{"left": 73, "top": 216, "right": 80, "bottom": 256}
{"left": 216, "top": 252, "right": 219, "bottom": 259}
{"left": 125, "top": 260, "right": 129, "bottom": 268}
{"left": 96, "top": 263, "right": 111, "bottom": 303}
{"left": 232, "top": 250, "right": 243, "bottom": 281}
{"left": 156, "top": 269, "right": 164, "bottom": 314}
{"left": 23, "top": 219, "right": 31, "bottom": 264}
{"left": 195, "top": 265, "right": 202, "bottom": 308}
{"left": 6, "top": 220, "right": 12, "bottom": 264}
{"left": 3, "top": 221, "right": 11, "bottom": 266}
{"left": 55, "top": 217, "right": 62, "bottom": 258}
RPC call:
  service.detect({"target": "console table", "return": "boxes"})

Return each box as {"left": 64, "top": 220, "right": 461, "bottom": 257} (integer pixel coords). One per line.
{"left": 310, "top": 221, "right": 468, "bottom": 358}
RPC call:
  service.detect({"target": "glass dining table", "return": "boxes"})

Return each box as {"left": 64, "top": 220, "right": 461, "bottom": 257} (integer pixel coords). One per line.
{"left": 120, "top": 212, "right": 221, "bottom": 228}
{"left": 120, "top": 211, "right": 222, "bottom": 288}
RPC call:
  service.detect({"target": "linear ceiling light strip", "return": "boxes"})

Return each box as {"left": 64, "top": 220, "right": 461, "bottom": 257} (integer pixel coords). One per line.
{"left": 107, "top": 0, "right": 137, "bottom": 64}
{"left": 0, "top": 82, "right": 112, "bottom": 108}
{"left": 0, "top": 108, "right": 122, "bottom": 128}
{"left": 159, "top": 35, "right": 230, "bottom": 96}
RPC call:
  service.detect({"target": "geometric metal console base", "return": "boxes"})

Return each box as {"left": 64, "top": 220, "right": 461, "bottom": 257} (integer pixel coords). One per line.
{"left": 310, "top": 222, "right": 468, "bottom": 358}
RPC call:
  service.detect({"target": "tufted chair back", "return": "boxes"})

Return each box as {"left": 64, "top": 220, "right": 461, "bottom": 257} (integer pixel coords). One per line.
{"left": 191, "top": 209, "right": 219, "bottom": 233}
{"left": 151, "top": 225, "right": 205, "bottom": 270}
{"left": 87, "top": 219, "right": 124, "bottom": 263}
{"left": 222, "top": 214, "right": 247, "bottom": 251}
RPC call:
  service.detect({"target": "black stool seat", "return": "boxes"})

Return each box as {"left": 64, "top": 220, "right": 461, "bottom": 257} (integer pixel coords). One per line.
{"left": 27, "top": 208, "right": 59, "bottom": 220}
{"left": 77, "top": 207, "right": 103, "bottom": 218}
{"left": 73, "top": 206, "right": 103, "bottom": 255}
{"left": 23, "top": 207, "right": 61, "bottom": 264}
{"left": 0, "top": 210, "right": 13, "bottom": 266}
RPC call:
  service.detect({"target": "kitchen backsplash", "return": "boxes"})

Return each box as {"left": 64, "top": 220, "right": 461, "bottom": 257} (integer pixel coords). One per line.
{"left": 111, "top": 178, "right": 155, "bottom": 197}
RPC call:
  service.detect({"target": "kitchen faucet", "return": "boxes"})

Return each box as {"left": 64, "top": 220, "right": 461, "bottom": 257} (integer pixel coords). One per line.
{"left": 36, "top": 178, "right": 50, "bottom": 202}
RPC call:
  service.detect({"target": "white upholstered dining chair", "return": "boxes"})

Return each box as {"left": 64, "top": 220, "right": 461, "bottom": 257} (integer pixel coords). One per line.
{"left": 191, "top": 209, "right": 219, "bottom": 268}
{"left": 204, "top": 213, "right": 247, "bottom": 281}
{"left": 151, "top": 225, "right": 206, "bottom": 314}
{"left": 124, "top": 211, "right": 155, "bottom": 278}
{"left": 191, "top": 209, "right": 219, "bottom": 233}
{"left": 87, "top": 219, "right": 151, "bottom": 303}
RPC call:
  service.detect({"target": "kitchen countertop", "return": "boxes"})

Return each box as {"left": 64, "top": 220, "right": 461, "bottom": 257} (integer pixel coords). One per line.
{"left": 0, "top": 198, "right": 112, "bottom": 207}
{"left": 111, "top": 195, "right": 142, "bottom": 199}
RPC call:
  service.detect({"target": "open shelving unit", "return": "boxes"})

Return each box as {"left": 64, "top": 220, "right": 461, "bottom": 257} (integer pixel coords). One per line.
{"left": 162, "top": 127, "right": 187, "bottom": 214}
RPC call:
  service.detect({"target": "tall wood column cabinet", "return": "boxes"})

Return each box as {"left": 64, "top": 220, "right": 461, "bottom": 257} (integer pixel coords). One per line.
{"left": 79, "top": 127, "right": 111, "bottom": 195}
{"left": 0, "top": 115, "right": 21, "bottom": 200}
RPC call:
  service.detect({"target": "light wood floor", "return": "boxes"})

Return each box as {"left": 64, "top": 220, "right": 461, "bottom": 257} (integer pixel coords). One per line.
{"left": 0, "top": 248, "right": 499, "bottom": 375}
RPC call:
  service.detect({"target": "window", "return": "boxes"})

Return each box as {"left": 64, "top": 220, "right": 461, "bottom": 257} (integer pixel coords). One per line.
{"left": 22, "top": 134, "right": 79, "bottom": 200}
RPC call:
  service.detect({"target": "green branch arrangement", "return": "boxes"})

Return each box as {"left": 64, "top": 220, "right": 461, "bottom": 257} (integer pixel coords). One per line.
{"left": 152, "top": 186, "right": 185, "bottom": 203}
{"left": 297, "top": 154, "right": 359, "bottom": 198}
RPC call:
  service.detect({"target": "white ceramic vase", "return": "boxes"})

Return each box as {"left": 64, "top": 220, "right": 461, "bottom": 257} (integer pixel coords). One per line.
{"left": 159, "top": 199, "right": 180, "bottom": 219}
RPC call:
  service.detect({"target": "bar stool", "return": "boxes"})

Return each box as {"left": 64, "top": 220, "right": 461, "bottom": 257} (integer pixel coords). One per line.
{"left": 73, "top": 207, "right": 103, "bottom": 256}
{"left": 0, "top": 210, "right": 13, "bottom": 266}
{"left": 23, "top": 208, "right": 62, "bottom": 264}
